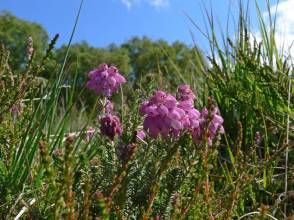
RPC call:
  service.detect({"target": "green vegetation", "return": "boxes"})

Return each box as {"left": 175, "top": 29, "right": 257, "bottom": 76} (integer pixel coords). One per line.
{"left": 0, "top": 1, "right": 293, "bottom": 219}
{"left": 0, "top": 11, "right": 48, "bottom": 69}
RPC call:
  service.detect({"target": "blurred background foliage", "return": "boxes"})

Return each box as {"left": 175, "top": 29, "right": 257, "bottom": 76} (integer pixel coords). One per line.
{"left": 0, "top": 5, "right": 293, "bottom": 218}
{"left": 0, "top": 11, "right": 206, "bottom": 108}
{"left": 0, "top": 11, "right": 49, "bottom": 70}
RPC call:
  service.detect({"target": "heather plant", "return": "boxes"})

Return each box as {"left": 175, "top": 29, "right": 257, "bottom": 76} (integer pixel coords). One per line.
{"left": 87, "top": 63, "right": 126, "bottom": 97}
{"left": 184, "top": 0, "right": 293, "bottom": 218}
{"left": 0, "top": 0, "right": 293, "bottom": 219}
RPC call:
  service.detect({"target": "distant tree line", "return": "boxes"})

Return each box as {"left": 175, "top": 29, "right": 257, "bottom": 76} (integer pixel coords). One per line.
{"left": 0, "top": 11, "right": 206, "bottom": 106}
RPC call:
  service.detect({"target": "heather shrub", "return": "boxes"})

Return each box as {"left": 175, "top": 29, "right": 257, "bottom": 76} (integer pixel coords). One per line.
{"left": 0, "top": 1, "right": 293, "bottom": 219}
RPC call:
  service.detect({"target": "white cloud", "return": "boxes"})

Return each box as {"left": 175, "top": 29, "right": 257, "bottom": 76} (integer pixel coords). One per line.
{"left": 121, "top": 0, "right": 131, "bottom": 9}
{"left": 149, "top": 0, "right": 169, "bottom": 8}
{"left": 267, "top": 0, "right": 294, "bottom": 56}
{"left": 121, "top": 0, "right": 138, "bottom": 9}
{"left": 120, "top": 0, "right": 169, "bottom": 9}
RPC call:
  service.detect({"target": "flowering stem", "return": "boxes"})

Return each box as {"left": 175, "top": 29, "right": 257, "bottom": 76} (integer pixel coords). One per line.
{"left": 203, "top": 142, "right": 213, "bottom": 220}
{"left": 284, "top": 72, "right": 292, "bottom": 217}
{"left": 107, "top": 163, "right": 128, "bottom": 202}
{"left": 142, "top": 142, "right": 179, "bottom": 220}
{"left": 106, "top": 148, "right": 136, "bottom": 215}
{"left": 120, "top": 86, "right": 124, "bottom": 125}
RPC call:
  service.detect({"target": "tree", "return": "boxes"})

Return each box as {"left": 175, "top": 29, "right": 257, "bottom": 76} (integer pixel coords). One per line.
{"left": 0, "top": 11, "right": 49, "bottom": 69}
{"left": 122, "top": 37, "right": 206, "bottom": 89}
{"left": 54, "top": 42, "right": 130, "bottom": 79}
{"left": 49, "top": 42, "right": 131, "bottom": 106}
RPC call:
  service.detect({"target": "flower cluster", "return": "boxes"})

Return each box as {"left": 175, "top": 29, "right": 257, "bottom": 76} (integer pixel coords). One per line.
{"left": 100, "top": 114, "right": 123, "bottom": 140}
{"left": 140, "top": 85, "right": 224, "bottom": 145}
{"left": 86, "top": 63, "right": 125, "bottom": 140}
{"left": 87, "top": 63, "right": 126, "bottom": 97}
{"left": 191, "top": 106, "right": 224, "bottom": 145}
{"left": 177, "top": 84, "right": 196, "bottom": 101}
{"left": 140, "top": 85, "right": 200, "bottom": 138}
{"left": 177, "top": 84, "right": 200, "bottom": 131}
{"left": 105, "top": 99, "right": 114, "bottom": 114}
{"left": 140, "top": 91, "right": 182, "bottom": 138}
{"left": 99, "top": 99, "right": 123, "bottom": 140}
{"left": 86, "top": 62, "right": 224, "bottom": 145}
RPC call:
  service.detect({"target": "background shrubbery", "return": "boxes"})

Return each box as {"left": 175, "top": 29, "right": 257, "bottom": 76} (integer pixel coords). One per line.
{"left": 0, "top": 1, "right": 293, "bottom": 219}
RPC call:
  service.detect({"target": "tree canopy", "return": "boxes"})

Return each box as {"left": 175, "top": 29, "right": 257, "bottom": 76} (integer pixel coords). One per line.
{"left": 0, "top": 11, "right": 49, "bottom": 69}
{"left": 0, "top": 12, "right": 206, "bottom": 106}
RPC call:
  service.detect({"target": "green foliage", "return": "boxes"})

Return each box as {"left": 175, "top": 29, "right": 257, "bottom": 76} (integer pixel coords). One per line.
{"left": 54, "top": 41, "right": 131, "bottom": 78}
{"left": 0, "top": 11, "right": 49, "bottom": 69}
{"left": 122, "top": 37, "right": 205, "bottom": 87}
{"left": 0, "top": 1, "right": 293, "bottom": 219}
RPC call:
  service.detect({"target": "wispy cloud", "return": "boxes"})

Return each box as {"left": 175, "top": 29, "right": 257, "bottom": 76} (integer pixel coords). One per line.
{"left": 266, "top": 0, "right": 294, "bottom": 55}
{"left": 120, "top": 0, "right": 169, "bottom": 9}
{"left": 149, "top": 0, "right": 169, "bottom": 8}
{"left": 121, "top": 0, "right": 138, "bottom": 9}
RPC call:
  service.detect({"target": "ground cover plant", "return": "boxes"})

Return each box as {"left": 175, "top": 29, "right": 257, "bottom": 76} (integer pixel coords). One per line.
{"left": 0, "top": 0, "right": 293, "bottom": 219}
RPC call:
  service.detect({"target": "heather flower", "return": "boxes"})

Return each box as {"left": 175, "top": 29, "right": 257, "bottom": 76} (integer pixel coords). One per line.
{"left": 116, "top": 143, "right": 137, "bottom": 162}
{"left": 140, "top": 89, "right": 199, "bottom": 138}
{"left": 100, "top": 114, "right": 122, "bottom": 140}
{"left": 140, "top": 91, "right": 181, "bottom": 138}
{"left": 177, "top": 84, "right": 196, "bottom": 102}
{"left": 85, "top": 127, "right": 95, "bottom": 141}
{"left": 139, "top": 86, "right": 224, "bottom": 144}
{"left": 10, "top": 104, "right": 19, "bottom": 120}
{"left": 87, "top": 63, "right": 126, "bottom": 97}
{"left": 191, "top": 106, "right": 224, "bottom": 145}
{"left": 105, "top": 99, "right": 114, "bottom": 114}
{"left": 176, "top": 85, "right": 200, "bottom": 131}
{"left": 178, "top": 100, "right": 200, "bottom": 130}
{"left": 10, "top": 102, "right": 23, "bottom": 123}
{"left": 136, "top": 129, "right": 146, "bottom": 141}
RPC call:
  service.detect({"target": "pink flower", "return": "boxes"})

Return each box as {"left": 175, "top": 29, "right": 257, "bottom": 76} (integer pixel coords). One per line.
{"left": 139, "top": 85, "right": 223, "bottom": 144}
{"left": 191, "top": 106, "right": 224, "bottom": 145}
{"left": 87, "top": 63, "right": 126, "bottom": 97}
{"left": 140, "top": 91, "right": 179, "bottom": 138}
{"left": 85, "top": 127, "right": 95, "bottom": 141}
{"left": 140, "top": 87, "right": 200, "bottom": 139}
{"left": 100, "top": 114, "right": 122, "bottom": 140}
{"left": 177, "top": 84, "right": 196, "bottom": 102}
{"left": 10, "top": 102, "right": 23, "bottom": 123}
{"left": 178, "top": 100, "right": 200, "bottom": 130}
{"left": 136, "top": 129, "right": 146, "bottom": 141}
{"left": 105, "top": 100, "right": 114, "bottom": 114}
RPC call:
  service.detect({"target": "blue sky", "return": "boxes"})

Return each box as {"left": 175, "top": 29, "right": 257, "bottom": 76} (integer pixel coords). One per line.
{"left": 1, "top": 0, "right": 290, "bottom": 53}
